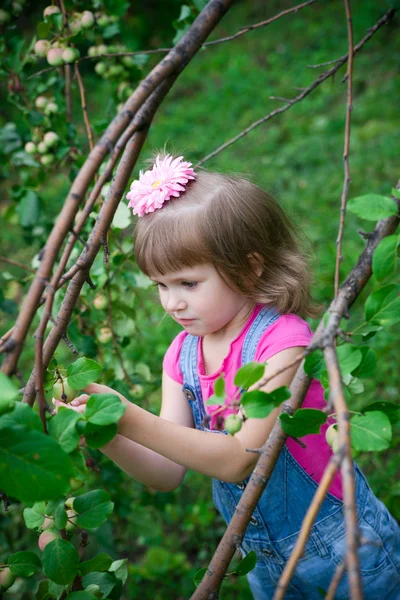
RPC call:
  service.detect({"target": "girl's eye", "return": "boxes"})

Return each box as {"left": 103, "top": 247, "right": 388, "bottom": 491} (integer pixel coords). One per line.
{"left": 153, "top": 282, "right": 167, "bottom": 290}
{"left": 182, "top": 281, "right": 197, "bottom": 289}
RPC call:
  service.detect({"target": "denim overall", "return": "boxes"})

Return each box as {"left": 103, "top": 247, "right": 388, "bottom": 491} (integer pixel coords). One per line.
{"left": 180, "top": 306, "right": 400, "bottom": 599}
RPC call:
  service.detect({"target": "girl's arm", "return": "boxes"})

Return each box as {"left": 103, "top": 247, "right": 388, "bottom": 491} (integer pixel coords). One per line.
{"left": 114, "top": 346, "right": 303, "bottom": 484}
{"left": 63, "top": 374, "right": 195, "bottom": 492}
{"left": 69, "top": 346, "right": 303, "bottom": 487}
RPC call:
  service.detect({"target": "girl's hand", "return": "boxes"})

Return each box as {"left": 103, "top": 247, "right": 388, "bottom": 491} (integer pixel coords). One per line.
{"left": 52, "top": 382, "right": 130, "bottom": 414}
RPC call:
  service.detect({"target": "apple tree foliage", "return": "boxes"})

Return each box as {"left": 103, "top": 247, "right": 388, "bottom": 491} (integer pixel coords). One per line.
{"left": 0, "top": 0, "right": 400, "bottom": 598}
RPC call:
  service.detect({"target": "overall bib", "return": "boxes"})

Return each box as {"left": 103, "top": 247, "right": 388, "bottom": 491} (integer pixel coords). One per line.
{"left": 180, "top": 306, "right": 400, "bottom": 599}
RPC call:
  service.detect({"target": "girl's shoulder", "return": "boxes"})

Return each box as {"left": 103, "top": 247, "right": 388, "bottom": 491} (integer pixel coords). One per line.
{"left": 162, "top": 331, "right": 188, "bottom": 384}
{"left": 254, "top": 313, "right": 313, "bottom": 363}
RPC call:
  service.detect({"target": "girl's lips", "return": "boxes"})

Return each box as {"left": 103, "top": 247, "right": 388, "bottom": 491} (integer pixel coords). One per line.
{"left": 177, "top": 318, "right": 195, "bottom": 325}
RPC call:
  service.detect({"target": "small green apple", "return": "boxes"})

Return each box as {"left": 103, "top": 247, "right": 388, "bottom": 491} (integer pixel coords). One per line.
{"left": 224, "top": 414, "right": 242, "bottom": 435}
{"left": 47, "top": 48, "right": 64, "bottom": 67}
{"left": 40, "top": 153, "right": 55, "bottom": 166}
{"left": 93, "top": 294, "right": 107, "bottom": 310}
{"left": 34, "top": 40, "right": 51, "bottom": 57}
{"left": 0, "top": 567, "right": 16, "bottom": 591}
{"left": 38, "top": 529, "right": 60, "bottom": 551}
{"left": 81, "top": 10, "right": 95, "bottom": 29}
{"left": 43, "top": 5, "right": 60, "bottom": 18}
{"left": 35, "top": 95, "right": 48, "bottom": 109}
{"left": 97, "top": 326, "right": 112, "bottom": 344}
{"left": 52, "top": 378, "right": 77, "bottom": 403}
{"left": 325, "top": 424, "right": 338, "bottom": 448}
{"left": 37, "top": 141, "right": 48, "bottom": 154}
{"left": 43, "top": 131, "right": 59, "bottom": 148}
{"left": 44, "top": 101, "right": 59, "bottom": 115}
{"left": 24, "top": 141, "right": 36, "bottom": 154}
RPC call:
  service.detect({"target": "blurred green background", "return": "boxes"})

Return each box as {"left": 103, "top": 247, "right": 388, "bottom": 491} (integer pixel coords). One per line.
{"left": 0, "top": 0, "right": 399, "bottom": 598}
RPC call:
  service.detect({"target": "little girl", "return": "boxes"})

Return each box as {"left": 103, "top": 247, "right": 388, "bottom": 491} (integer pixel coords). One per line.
{"left": 61, "top": 154, "right": 400, "bottom": 599}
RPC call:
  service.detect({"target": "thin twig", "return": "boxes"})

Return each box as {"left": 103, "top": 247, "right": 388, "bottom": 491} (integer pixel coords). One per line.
{"left": 105, "top": 268, "right": 132, "bottom": 384}
{"left": 196, "top": 9, "right": 395, "bottom": 166}
{"left": 334, "top": 0, "right": 354, "bottom": 298}
{"left": 65, "top": 64, "right": 72, "bottom": 122}
{"left": 273, "top": 459, "right": 340, "bottom": 600}
{"left": 325, "top": 562, "right": 347, "bottom": 600}
{"left": 74, "top": 63, "right": 94, "bottom": 151}
{"left": 26, "top": 0, "right": 317, "bottom": 80}
{"left": 308, "top": 57, "right": 345, "bottom": 68}
{"left": 324, "top": 345, "right": 363, "bottom": 599}
{"left": 0, "top": 256, "right": 36, "bottom": 273}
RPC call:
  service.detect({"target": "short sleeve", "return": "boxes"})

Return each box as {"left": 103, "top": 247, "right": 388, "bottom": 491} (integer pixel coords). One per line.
{"left": 162, "top": 331, "right": 187, "bottom": 384}
{"left": 255, "top": 314, "right": 312, "bottom": 363}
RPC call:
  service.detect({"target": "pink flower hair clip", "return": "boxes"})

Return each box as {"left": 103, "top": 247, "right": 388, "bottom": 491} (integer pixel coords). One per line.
{"left": 126, "top": 154, "right": 196, "bottom": 217}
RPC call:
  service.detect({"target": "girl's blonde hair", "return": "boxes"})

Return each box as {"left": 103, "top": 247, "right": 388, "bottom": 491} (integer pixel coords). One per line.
{"left": 134, "top": 166, "right": 318, "bottom": 317}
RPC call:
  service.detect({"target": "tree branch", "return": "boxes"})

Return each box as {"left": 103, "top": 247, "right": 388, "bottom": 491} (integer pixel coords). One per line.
{"left": 273, "top": 458, "right": 340, "bottom": 600}
{"left": 1, "top": 0, "right": 235, "bottom": 376}
{"left": 196, "top": 9, "right": 395, "bottom": 166}
{"left": 334, "top": 0, "right": 355, "bottom": 298}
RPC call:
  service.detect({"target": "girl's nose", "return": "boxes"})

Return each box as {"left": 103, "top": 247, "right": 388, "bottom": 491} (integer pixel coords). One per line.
{"left": 165, "top": 292, "right": 187, "bottom": 313}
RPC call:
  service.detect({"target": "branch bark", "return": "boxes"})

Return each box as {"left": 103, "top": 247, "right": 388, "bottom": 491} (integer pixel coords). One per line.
{"left": 193, "top": 187, "right": 399, "bottom": 597}
{"left": 1, "top": 0, "right": 234, "bottom": 376}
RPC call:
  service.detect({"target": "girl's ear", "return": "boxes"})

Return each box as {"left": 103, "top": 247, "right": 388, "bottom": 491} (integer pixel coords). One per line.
{"left": 247, "top": 252, "right": 264, "bottom": 278}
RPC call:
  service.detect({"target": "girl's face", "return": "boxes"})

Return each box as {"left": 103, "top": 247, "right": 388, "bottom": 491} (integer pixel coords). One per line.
{"left": 151, "top": 264, "right": 254, "bottom": 338}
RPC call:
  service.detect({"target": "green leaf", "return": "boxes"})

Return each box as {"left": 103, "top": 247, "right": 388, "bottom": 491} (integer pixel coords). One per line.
{"left": 16, "top": 189, "right": 40, "bottom": 228}
{"left": 241, "top": 387, "right": 290, "bottom": 419}
{"left": 234, "top": 362, "right": 265, "bottom": 389}
{"left": 82, "top": 571, "right": 118, "bottom": 597}
{"left": 350, "top": 347, "right": 376, "bottom": 379}
{"left": 67, "top": 358, "right": 103, "bottom": 389}
{"left": 74, "top": 489, "right": 114, "bottom": 529}
{"left": 37, "top": 21, "right": 51, "bottom": 38}
{"left": 112, "top": 201, "right": 132, "bottom": 229}
{"left": 372, "top": 235, "right": 400, "bottom": 280}
{"left": 0, "top": 426, "right": 74, "bottom": 503}
{"left": 193, "top": 567, "right": 207, "bottom": 587}
{"left": 0, "top": 373, "right": 19, "bottom": 414}
{"left": 23, "top": 501, "right": 46, "bottom": 529}
{"left": 8, "top": 551, "right": 41, "bottom": 576}
{"left": 214, "top": 376, "right": 225, "bottom": 398}
{"left": 35, "top": 580, "right": 51, "bottom": 600}
{"left": 364, "top": 402, "right": 400, "bottom": 425}
{"left": 49, "top": 581, "right": 66, "bottom": 600}
{"left": 365, "top": 284, "right": 400, "bottom": 326}
{"left": 350, "top": 411, "right": 392, "bottom": 451}
{"left": 65, "top": 593, "right": 97, "bottom": 600}
{"left": 206, "top": 394, "right": 225, "bottom": 406}
{"left": 336, "top": 344, "right": 362, "bottom": 376}
{"left": 235, "top": 550, "right": 257, "bottom": 576}
{"left": 304, "top": 349, "right": 325, "bottom": 379}
{"left": 350, "top": 322, "right": 382, "bottom": 342}
{"left": 79, "top": 553, "right": 113, "bottom": 576}
{"left": 0, "top": 402, "right": 42, "bottom": 431}
{"left": 43, "top": 538, "right": 79, "bottom": 585}
{"left": 279, "top": 409, "right": 327, "bottom": 437}
{"left": 342, "top": 375, "right": 364, "bottom": 396}
{"left": 48, "top": 408, "right": 83, "bottom": 453}
{"left": 85, "top": 394, "right": 126, "bottom": 426}
{"left": 84, "top": 422, "right": 118, "bottom": 449}
{"left": 109, "top": 558, "right": 128, "bottom": 583}
{"left": 54, "top": 499, "right": 68, "bottom": 529}
{"left": 347, "top": 194, "right": 398, "bottom": 221}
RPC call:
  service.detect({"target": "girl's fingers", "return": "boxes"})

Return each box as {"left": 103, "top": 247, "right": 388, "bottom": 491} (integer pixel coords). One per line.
{"left": 52, "top": 398, "right": 86, "bottom": 414}
{"left": 70, "top": 394, "right": 90, "bottom": 406}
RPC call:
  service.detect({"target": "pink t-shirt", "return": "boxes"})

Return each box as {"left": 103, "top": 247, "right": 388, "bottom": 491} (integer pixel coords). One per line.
{"left": 163, "top": 304, "right": 343, "bottom": 499}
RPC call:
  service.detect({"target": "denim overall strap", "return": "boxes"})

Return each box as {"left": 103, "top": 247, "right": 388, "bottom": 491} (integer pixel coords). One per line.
{"left": 241, "top": 306, "right": 280, "bottom": 366}
{"left": 179, "top": 333, "right": 219, "bottom": 432}
{"left": 179, "top": 307, "right": 288, "bottom": 562}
